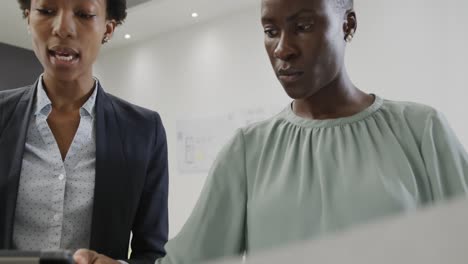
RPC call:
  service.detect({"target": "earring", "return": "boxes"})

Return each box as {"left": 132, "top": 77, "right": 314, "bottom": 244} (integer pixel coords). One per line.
{"left": 102, "top": 35, "right": 110, "bottom": 44}
{"left": 345, "top": 29, "right": 355, "bottom": 43}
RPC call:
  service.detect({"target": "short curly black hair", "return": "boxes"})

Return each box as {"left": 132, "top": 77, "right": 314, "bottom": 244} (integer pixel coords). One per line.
{"left": 17, "top": 0, "right": 127, "bottom": 25}
{"left": 335, "top": 0, "right": 354, "bottom": 11}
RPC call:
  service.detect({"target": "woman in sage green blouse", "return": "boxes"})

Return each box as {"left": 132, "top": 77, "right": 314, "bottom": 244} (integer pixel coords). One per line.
{"left": 157, "top": 0, "right": 468, "bottom": 263}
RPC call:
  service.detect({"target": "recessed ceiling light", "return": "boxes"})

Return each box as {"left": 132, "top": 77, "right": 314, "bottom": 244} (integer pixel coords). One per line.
{"left": 124, "top": 34, "right": 131, "bottom": 39}
{"left": 191, "top": 12, "right": 199, "bottom": 18}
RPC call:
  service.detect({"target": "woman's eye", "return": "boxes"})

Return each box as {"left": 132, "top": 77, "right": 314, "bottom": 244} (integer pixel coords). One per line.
{"left": 77, "top": 12, "right": 96, "bottom": 19}
{"left": 264, "top": 29, "right": 279, "bottom": 38}
{"left": 297, "top": 23, "right": 313, "bottom": 31}
{"left": 36, "top": 8, "right": 54, "bottom": 15}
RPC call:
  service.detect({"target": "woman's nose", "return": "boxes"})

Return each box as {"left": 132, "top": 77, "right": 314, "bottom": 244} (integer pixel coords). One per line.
{"left": 274, "top": 33, "right": 298, "bottom": 61}
{"left": 52, "top": 11, "right": 76, "bottom": 39}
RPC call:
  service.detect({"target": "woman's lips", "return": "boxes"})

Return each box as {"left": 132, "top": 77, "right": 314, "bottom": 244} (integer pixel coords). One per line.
{"left": 277, "top": 70, "right": 304, "bottom": 83}
{"left": 48, "top": 48, "right": 80, "bottom": 66}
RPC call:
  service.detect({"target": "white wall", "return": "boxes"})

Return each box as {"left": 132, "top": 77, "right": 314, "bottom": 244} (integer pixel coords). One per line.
{"left": 94, "top": 0, "right": 468, "bottom": 238}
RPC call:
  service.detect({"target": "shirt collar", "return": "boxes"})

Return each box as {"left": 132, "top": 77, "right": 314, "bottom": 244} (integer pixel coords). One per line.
{"left": 35, "top": 75, "right": 99, "bottom": 118}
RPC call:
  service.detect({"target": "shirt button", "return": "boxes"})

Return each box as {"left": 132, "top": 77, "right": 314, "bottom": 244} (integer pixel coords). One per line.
{"left": 58, "top": 174, "right": 65, "bottom": 181}
{"left": 53, "top": 214, "right": 61, "bottom": 221}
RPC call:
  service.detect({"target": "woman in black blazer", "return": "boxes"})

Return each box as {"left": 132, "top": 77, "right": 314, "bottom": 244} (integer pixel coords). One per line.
{"left": 0, "top": 1, "right": 168, "bottom": 263}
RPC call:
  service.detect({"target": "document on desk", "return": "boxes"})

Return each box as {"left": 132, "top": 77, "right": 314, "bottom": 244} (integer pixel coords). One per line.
{"left": 211, "top": 196, "right": 468, "bottom": 264}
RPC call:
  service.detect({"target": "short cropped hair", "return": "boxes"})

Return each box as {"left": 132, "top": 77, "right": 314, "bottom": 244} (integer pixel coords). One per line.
{"left": 17, "top": 0, "right": 127, "bottom": 25}
{"left": 335, "top": 0, "right": 354, "bottom": 11}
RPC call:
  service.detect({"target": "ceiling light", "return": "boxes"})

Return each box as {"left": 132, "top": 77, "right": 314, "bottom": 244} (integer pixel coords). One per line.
{"left": 124, "top": 34, "right": 131, "bottom": 39}
{"left": 191, "top": 13, "right": 199, "bottom": 18}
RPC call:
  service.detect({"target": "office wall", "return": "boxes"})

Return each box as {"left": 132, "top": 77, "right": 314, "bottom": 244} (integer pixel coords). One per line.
{"left": 94, "top": 0, "right": 468, "bottom": 237}
{"left": 0, "top": 42, "right": 42, "bottom": 91}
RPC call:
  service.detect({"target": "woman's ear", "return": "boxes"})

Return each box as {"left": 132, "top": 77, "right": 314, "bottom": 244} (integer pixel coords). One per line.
{"left": 104, "top": 19, "right": 117, "bottom": 42}
{"left": 343, "top": 11, "right": 357, "bottom": 42}
{"left": 25, "top": 9, "right": 31, "bottom": 34}
{"left": 345, "top": 11, "right": 357, "bottom": 35}
{"left": 24, "top": 9, "right": 30, "bottom": 22}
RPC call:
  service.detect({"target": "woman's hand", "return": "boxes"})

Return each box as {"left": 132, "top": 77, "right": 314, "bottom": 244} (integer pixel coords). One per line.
{"left": 73, "top": 249, "right": 122, "bottom": 264}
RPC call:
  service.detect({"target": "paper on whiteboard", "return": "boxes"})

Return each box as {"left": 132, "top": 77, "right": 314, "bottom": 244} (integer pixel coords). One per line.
{"left": 176, "top": 105, "right": 283, "bottom": 174}
{"left": 176, "top": 115, "right": 234, "bottom": 173}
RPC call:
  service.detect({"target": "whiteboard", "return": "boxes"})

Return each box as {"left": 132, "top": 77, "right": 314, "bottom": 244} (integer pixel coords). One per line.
{"left": 176, "top": 105, "right": 283, "bottom": 173}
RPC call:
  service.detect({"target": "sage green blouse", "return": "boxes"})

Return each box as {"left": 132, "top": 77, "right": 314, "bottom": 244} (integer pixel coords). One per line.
{"left": 157, "top": 96, "right": 468, "bottom": 264}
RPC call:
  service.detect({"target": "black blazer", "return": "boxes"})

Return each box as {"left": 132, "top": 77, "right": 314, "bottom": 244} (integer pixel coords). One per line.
{"left": 0, "top": 81, "right": 168, "bottom": 264}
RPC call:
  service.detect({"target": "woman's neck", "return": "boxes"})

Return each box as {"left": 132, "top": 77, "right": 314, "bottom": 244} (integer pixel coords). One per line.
{"left": 293, "top": 70, "right": 374, "bottom": 120}
{"left": 41, "top": 72, "right": 96, "bottom": 112}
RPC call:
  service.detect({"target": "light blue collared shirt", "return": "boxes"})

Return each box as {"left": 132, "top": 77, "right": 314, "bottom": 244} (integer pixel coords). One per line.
{"left": 13, "top": 76, "right": 98, "bottom": 251}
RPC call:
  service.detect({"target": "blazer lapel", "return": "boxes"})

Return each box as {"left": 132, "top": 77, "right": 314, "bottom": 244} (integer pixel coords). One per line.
{"left": 90, "top": 85, "right": 131, "bottom": 256}
{"left": 0, "top": 84, "right": 36, "bottom": 248}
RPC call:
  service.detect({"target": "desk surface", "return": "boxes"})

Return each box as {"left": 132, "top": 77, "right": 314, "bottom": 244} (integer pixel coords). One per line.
{"left": 211, "top": 196, "right": 468, "bottom": 264}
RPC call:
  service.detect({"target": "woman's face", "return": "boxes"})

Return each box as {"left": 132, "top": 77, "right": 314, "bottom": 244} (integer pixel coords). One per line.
{"left": 261, "top": 0, "right": 352, "bottom": 99}
{"left": 26, "top": 0, "right": 115, "bottom": 82}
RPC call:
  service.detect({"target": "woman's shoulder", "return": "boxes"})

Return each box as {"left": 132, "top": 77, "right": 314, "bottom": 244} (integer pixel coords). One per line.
{"left": 103, "top": 91, "right": 163, "bottom": 124}
{"left": 380, "top": 98, "right": 441, "bottom": 123}
{"left": 239, "top": 108, "right": 288, "bottom": 135}
{"left": 229, "top": 108, "right": 295, "bottom": 149}
{"left": 105, "top": 92, "right": 156, "bottom": 115}
{"left": 0, "top": 85, "right": 34, "bottom": 104}
{"left": 0, "top": 85, "right": 35, "bottom": 135}
{"left": 0, "top": 85, "right": 35, "bottom": 122}
{"left": 377, "top": 98, "right": 451, "bottom": 139}
{"left": 382, "top": 98, "right": 437, "bottom": 114}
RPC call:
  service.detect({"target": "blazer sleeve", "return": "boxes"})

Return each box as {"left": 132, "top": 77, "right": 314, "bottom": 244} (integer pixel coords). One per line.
{"left": 155, "top": 129, "right": 248, "bottom": 264}
{"left": 421, "top": 110, "right": 468, "bottom": 200}
{"left": 0, "top": 93, "right": 4, "bottom": 136}
{"left": 128, "top": 112, "right": 169, "bottom": 264}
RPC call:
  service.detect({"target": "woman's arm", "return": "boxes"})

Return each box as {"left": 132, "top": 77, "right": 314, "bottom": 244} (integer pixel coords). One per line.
{"left": 421, "top": 110, "right": 468, "bottom": 200}
{"left": 156, "top": 129, "right": 248, "bottom": 264}
{"left": 129, "top": 113, "right": 170, "bottom": 264}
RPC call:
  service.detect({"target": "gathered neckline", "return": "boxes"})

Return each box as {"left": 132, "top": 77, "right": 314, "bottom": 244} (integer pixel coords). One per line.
{"left": 279, "top": 95, "right": 384, "bottom": 129}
